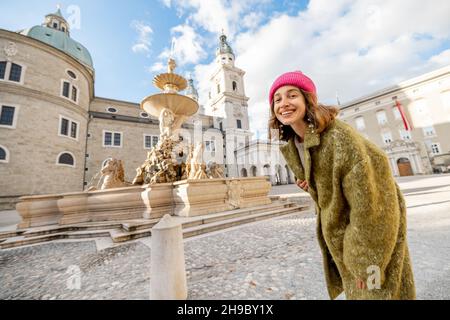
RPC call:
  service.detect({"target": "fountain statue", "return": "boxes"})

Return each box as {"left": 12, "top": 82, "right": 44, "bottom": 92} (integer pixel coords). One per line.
{"left": 132, "top": 58, "right": 215, "bottom": 185}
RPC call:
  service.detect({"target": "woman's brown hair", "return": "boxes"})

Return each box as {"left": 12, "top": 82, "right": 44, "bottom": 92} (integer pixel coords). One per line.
{"left": 268, "top": 89, "right": 340, "bottom": 142}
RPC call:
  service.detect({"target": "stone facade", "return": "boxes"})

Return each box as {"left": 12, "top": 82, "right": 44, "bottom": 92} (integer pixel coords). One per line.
{"left": 0, "top": 28, "right": 93, "bottom": 201}
{"left": 339, "top": 65, "right": 450, "bottom": 176}
{"left": 236, "top": 140, "right": 295, "bottom": 186}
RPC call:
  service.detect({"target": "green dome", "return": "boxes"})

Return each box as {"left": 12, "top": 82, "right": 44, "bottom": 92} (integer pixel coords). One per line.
{"left": 217, "top": 34, "right": 234, "bottom": 57}
{"left": 20, "top": 26, "right": 93, "bottom": 69}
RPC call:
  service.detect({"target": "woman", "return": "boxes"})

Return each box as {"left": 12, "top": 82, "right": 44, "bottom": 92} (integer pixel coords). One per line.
{"left": 268, "top": 71, "right": 416, "bottom": 300}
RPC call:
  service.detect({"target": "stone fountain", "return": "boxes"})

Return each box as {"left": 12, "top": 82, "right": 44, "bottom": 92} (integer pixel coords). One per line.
{"left": 15, "top": 59, "right": 272, "bottom": 229}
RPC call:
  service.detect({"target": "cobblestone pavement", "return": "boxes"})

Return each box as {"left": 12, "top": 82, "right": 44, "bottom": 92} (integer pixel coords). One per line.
{"left": 1, "top": 174, "right": 450, "bottom": 300}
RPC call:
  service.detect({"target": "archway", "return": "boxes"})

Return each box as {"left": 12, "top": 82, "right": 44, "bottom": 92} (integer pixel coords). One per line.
{"left": 275, "top": 164, "right": 282, "bottom": 185}
{"left": 240, "top": 168, "right": 248, "bottom": 177}
{"left": 285, "top": 165, "right": 292, "bottom": 184}
{"left": 397, "top": 157, "right": 413, "bottom": 176}
{"left": 250, "top": 165, "right": 257, "bottom": 177}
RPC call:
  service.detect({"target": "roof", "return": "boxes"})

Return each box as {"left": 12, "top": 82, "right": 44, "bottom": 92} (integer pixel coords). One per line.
{"left": 217, "top": 34, "right": 234, "bottom": 56}
{"left": 20, "top": 25, "right": 93, "bottom": 69}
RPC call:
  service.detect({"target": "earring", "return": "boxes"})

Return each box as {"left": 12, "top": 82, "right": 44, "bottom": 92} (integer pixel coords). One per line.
{"left": 279, "top": 124, "right": 284, "bottom": 139}
{"left": 307, "top": 116, "right": 315, "bottom": 134}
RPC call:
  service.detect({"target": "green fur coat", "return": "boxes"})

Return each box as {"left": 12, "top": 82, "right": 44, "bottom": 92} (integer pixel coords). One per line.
{"left": 280, "top": 119, "right": 416, "bottom": 300}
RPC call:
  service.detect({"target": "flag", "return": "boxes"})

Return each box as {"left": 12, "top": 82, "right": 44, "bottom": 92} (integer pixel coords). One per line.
{"left": 395, "top": 100, "right": 412, "bottom": 131}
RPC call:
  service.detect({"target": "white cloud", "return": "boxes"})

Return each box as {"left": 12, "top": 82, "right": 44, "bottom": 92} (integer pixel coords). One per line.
{"left": 158, "top": 0, "right": 450, "bottom": 139}
{"left": 149, "top": 62, "right": 166, "bottom": 73}
{"left": 161, "top": 0, "right": 172, "bottom": 8}
{"left": 171, "top": 24, "right": 207, "bottom": 65}
{"left": 131, "top": 21, "right": 153, "bottom": 54}
{"left": 427, "top": 49, "right": 450, "bottom": 67}
{"left": 169, "top": 0, "right": 270, "bottom": 38}
{"left": 242, "top": 12, "right": 265, "bottom": 31}
{"left": 231, "top": 0, "right": 450, "bottom": 138}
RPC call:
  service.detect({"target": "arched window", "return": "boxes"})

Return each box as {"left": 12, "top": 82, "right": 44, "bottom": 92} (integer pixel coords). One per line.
{"left": 232, "top": 81, "right": 237, "bottom": 91}
{"left": 0, "top": 146, "right": 9, "bottom": 163}
{"left": 57, "top": 152, "right": 75, "bottom": 166}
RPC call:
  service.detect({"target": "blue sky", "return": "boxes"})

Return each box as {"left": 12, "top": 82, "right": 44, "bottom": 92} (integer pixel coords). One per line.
{"left": 0, "top": 0, "right": 308, "bottom": 102}
{"left": 1, "top": 0, "right": 449, "bottom": 138}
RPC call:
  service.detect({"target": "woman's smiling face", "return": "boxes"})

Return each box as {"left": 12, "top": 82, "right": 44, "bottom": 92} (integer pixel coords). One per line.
{"left": 273, "top": 85, "right": 307, "bottom": 126}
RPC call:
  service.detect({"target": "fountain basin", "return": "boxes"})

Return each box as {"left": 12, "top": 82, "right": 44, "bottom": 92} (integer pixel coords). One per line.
{"left": 141, "top": 93, "right": 198, "bottom": 118}
{"left": 16, "top": 177, "right": 272, "bottom": 228}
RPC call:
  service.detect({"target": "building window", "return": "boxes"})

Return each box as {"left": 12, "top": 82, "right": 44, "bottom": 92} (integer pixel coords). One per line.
{"left": 217, "top": 84, "right": 220, "bottom": 94}
{"left": 237, "top": 119, "right": 242, "bottom": 129}
{"left": 205, "top": 140, "right": 216, "bottom": 152}
{"left": 144, "top": 135, "right": 159, "bottom": 149}
{"left": 431, "top": 143, "right": 441, "bottom": 155}
{"left": 140, "top": 112, "right": 149, "bottom": 118}
{"left": 53, "top": 22, "right": 58, "bottom": 28}
{"left": 8, "top": 63, "right": 22, "bottom": 82}
{"left": 104, "top": 131, "right": 122, "bottom": 147}
{"left": 60, "top": 118, "right": 69, "bottom": 135}
{"left": 399, "top": 129, "right": 411, "bottom": 141}
{"left": 355, "top": 116, "right": 365, "bottom": 131}
{"left": 376, "top": 110, "right": 388, "bottom": 125}
{"left": 59, "top": 116, "right": 78, "bottom": 140}
{"left": 392, "top": 106, "right": 402, "bottom": 120}
{"left": 382, "top": 131, "right": 393, "bottom": 145}
{"left": 62, "top": 81, "right": 70, "bottom": 98}
{"left": 0, "top": 61, "right": 24, "bottom": 83}
{"left": 0, "top": 106, "right": 15, "bottom": 126}
{"left": 423, "top": 126, "right": 436, "bottom": 137}
{"left": 219, "top": 122, "right": 223, "bottom": 131}
{"left": 70, "top": 122, "right": 77, "bottom": 139}
{"left": 57, "top": 152, "right": 75, "bottom": 167}
{"left": 71, "top": 86, "right": 77, "bottom": 102}
{"left": 232, "top": 81, "right": 237, "bottom": 91}
{"left": 0, "top": 145, "right": 9, "bottom": 163}
{"left": 107, "top": 107, "right": 117, "bottom": 113}
{"left": 61, "top": 80, "right": 78, "bottom": 103}
{"left": 0, "top": 61, "right": 6, "bottom": 79}
{"left": 67, "top": 70, "right": 77, "bottom": 79}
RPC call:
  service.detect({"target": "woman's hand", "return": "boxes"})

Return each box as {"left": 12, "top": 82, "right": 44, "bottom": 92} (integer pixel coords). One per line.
{"left": 296, "top": 179, "right": 309, "bottom": 192}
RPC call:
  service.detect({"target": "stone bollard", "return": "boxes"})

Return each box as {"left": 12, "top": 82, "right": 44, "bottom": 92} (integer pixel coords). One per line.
{"left": 149, "top": 214, "right": 187, "bottom": 300}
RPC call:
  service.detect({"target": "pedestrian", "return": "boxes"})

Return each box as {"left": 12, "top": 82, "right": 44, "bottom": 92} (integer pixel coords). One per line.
{"left": 268, "top": 70, "right": 416, "bottom": 299}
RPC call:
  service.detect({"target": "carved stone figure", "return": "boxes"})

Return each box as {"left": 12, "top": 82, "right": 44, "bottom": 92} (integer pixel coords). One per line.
{"left": 89, "top": 159, "right": 130, "bottom": 190}
{"left": 159, "top": 108, "right": 175, "bottom": 140}
{"left": 207, "top": 162, "right": 225, "bottom": 179}
{"left": 188, "top": 142, "right": 208, "bottom": 180}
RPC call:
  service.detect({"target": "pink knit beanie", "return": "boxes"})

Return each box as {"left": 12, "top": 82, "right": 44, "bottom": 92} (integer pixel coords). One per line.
{"left": 269, "top": 71, "right": 317, "bottom": 105}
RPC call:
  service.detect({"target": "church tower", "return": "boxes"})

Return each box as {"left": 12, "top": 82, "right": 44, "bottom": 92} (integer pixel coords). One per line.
{"left": 43, "top": 6, "right": 71, "bottom": 36}
{"left": 206, "top": 33, "right": 252, "bottom": 177}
